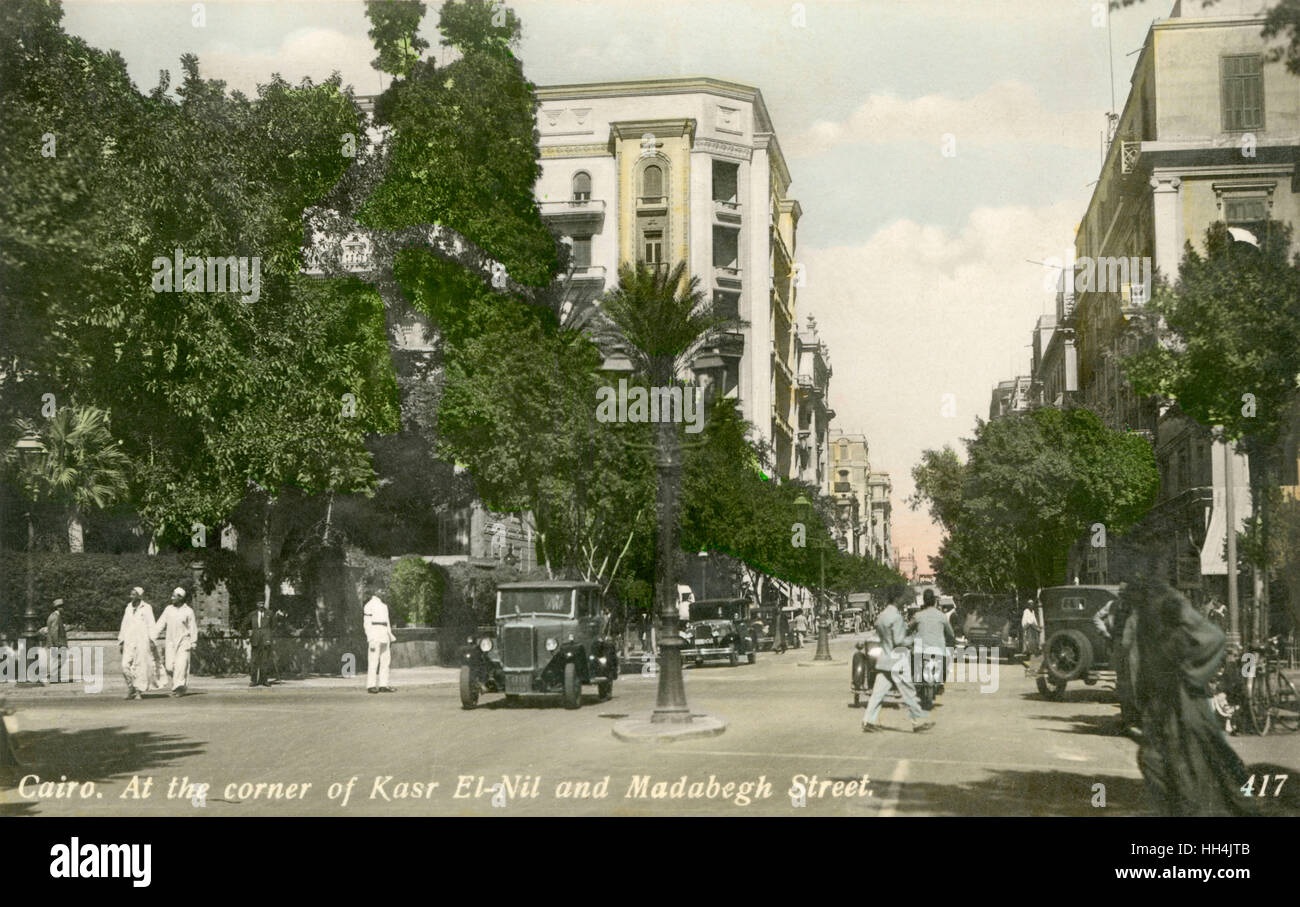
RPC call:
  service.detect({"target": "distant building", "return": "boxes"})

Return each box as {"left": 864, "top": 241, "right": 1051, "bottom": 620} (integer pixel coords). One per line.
{"left": 988, "top": 375, "right": 1039, "bottom": 420}
{"left": 794, "top": 316, "right": 834, "bottom": 491}
{"left": 829, "top": 432, "right": 869, "bottom": 555}
{"left": 867, "top": 471, "right": 893, "bottom": 564}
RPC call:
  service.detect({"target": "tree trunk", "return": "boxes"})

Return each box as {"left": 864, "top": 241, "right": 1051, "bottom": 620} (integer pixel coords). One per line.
{"left": 66, "top": 506, "right": 84, "bottom": 554}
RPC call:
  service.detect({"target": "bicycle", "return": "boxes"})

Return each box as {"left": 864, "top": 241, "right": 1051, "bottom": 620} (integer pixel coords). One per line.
{"left": 1246, "top": 636, "right": 1300, "bottom": 736}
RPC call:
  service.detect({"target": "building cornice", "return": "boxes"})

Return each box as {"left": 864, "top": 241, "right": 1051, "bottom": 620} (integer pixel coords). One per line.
{"left": 609, "top": 118, "right": 697, "bottom": 144}
{"left": 539, "top": 142, "right": 611, "bottom": 159}
{"left": 537, "top": 77, "right": 775, "bottom": 133}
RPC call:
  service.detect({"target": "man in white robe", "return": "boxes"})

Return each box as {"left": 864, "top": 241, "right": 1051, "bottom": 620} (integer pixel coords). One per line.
{"left": 153, "top": 587, "right": 197, "bottom": 696}
{"left": 118, "top": 587, "right": 157, "bottom": 699}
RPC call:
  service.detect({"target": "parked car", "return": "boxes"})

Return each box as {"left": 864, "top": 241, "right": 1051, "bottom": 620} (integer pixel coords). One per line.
{"left": 1035, "top": 585, "right": 1123, "bottom": 701}
{"left": 683, "top": 618, "right": 756, "bottom": 667}
{"left": 459, "top": 581, "right": 619, "bottom": 710}
{"left": 957, "top": 593, "right": 1019, "bottom": 655}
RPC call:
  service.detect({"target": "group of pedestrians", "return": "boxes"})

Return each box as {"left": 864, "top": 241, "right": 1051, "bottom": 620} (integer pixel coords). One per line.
{"left": 112, "top": 583, "right": 398, "bottom": 696}
{"left": 860, "top": 589, "right": 953, "bottom": 734}
{"left": 118, "top": 586, "right": 198, "bottom": 698}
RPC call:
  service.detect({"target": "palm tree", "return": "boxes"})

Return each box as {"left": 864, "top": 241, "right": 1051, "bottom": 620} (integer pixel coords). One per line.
{"left": 8, "top": 405, "right": 132, "bottom": 553}
{"left": 591, "top": 261, "right": 744, "bottom": 723}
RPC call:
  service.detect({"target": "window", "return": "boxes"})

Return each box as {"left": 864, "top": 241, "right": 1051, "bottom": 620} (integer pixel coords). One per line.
{"left": 570, "top": 235, "right": 591, "bottom": 269}
{"left": 712, "top": 159, "right": 739, "bottom": 204}
{"left": 1224, "top": 196, "right": 1268, "bottom": 239}
{"left": 641, "top": 165, "right": 663, "bottom": 199}
{"left": 641, "top": 230, "right": 663, "bottom": 266}
{"left": 572, "top": 171, "right": 591, "bottom": 201}
{"left": 1221, "top": 55, "right": 1264, "bottom": 131}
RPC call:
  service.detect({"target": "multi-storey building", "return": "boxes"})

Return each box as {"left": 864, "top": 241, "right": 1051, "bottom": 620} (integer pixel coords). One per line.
{"left": 988, "top": 375, "right": 1039, "bottom": 420}
{"left": 794, "top": 315, "right": 833, "bottom": 491}
{"left": 867, "top": 471, "right": 893, "bottom": 564}
{"left": 827, "top": 432, "right": 894, "bottom": 564}
{"left": 532, "top": 78, "right": 807, "bottom": 479}
{"left": 829, "top": 433, "right": 870, "bottom": 555}
{"left": 1061, "top": 0, "right": 1299, "bottom": 596}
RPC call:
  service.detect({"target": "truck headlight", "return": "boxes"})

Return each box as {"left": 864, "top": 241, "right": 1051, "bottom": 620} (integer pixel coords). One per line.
{"left": 545, "top": 637, "right": 559, "bottom": 652}
{"left": 478, "top": 637, "right": 493, "bottom": 653}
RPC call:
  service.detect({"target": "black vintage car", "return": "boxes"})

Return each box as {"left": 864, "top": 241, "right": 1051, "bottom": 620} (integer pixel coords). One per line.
{"left": 682, "top": 598, "right": 757, "bottom": 667}
{"left": 1035, "top": 585, "right": 1124, "bottom": 702}
{"left": 459, "top": 581, "right": 619, "bottom": 710}
{"left": 956, "top": 593, "right": 1019, "bottom": 656}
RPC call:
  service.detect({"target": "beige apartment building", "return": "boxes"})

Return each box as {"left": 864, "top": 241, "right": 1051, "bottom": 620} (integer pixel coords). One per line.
{"left": 532, "top": 78, "right": 810, "bottom": 479}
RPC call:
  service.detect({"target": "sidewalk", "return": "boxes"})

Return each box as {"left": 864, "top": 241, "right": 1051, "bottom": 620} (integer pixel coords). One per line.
{"left": 2, "top": 664, "right": 461, "bottom": 700}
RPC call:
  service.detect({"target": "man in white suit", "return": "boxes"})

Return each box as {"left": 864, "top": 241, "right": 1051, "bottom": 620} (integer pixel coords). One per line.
{"left": 363, "top": 585, "right": 397, "bottom": 694}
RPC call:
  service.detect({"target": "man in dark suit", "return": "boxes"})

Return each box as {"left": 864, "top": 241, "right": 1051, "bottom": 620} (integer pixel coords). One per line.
{"left": 242, "top": 602, "right": 274, "bottom": 687}
{"left": 41, "top": 600, "right": 68, "bottom": 684}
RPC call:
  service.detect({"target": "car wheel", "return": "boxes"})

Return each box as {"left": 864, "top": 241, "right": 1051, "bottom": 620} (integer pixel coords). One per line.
{"left": 597, "top": 679, "right": 612, "bottom": 701}
{"left": 729, "top": 648, "right": 739, "bottom": 667}
{"left": 562, "top": 662, "right": 581, "bottom": 710}
{"left": 918, "top": 683, "right": 935, "bottom": 711}
{"left": 1045, "top": 630, "right": 1093, "bottom": 684}
{"left": 1036, "top": 675, "right": 1066, "bottom": 700}
{"left": 459, "top": 665, "right": 479, "bottom": 710}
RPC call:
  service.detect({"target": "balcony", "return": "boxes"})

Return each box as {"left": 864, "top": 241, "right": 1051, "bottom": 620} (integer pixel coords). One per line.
{"left": 538, "top": 198, "right": 605, "bottom": 233}
{"left": 636, "top": 195, "right": 668, "bottom": 213}
{"left": 564, "top": 264, "right": 607, "bottom": 286}
{"left": 714, "top": 266, "right": 742, "bottom": 290}
{"left": 713, "top": 199, "right": 742, "bottom": 226}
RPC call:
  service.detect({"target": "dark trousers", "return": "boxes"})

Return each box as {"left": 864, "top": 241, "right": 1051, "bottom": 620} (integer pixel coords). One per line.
{"left": 250, "top": 645, "right": 271, "bottom": 685}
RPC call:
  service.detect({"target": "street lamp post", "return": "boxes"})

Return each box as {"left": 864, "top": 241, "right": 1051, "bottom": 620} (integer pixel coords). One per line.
{"left": 794, "top": 494, "right": 833, "bottom": 661}
{"left": 14, "top": 433, "right": 47, "bottom": 647}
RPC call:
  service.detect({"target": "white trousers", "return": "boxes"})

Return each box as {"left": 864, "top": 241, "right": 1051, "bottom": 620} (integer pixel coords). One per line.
{"left": 165, "top": 647, "right": 192, "bottom": 690}
{"left": 367, "top": 641, "right": 391, "bottom": 689}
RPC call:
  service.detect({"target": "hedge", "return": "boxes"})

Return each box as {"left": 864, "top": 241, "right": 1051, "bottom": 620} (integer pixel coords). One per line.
{"left": 0, "top": 549, "right": 260, "bottom": 635}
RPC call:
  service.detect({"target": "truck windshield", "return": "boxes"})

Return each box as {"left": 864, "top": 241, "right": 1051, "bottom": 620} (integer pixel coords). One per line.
{"left": 497, "top": 589, "right": 573, "bottom": 618}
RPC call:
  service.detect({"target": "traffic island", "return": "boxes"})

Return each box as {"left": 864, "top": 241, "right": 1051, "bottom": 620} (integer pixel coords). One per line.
{"left": 612, "top": 713, "right": 728, "bottom": 743}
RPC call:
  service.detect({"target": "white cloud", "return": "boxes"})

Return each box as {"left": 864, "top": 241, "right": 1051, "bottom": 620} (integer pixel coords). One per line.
{"left": 789, "top": 80, "right": 1102, "bottom": 158}
{"left": 800, "top": 201, "right": 1082, "bottom": 567}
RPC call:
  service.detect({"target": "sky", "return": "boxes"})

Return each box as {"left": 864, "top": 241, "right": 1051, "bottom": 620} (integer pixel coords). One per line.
{"left": 61, "top": 0, "right": 1169, "bottom": 571}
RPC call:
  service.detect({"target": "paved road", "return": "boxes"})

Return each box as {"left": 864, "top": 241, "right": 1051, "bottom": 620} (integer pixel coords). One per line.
{"left": 3, "top": 635, "right": 1297, "bottom": 816}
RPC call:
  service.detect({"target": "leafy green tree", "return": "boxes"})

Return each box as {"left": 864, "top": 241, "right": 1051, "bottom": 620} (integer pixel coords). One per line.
{"left": 5, "top": 405, "right": 131, "bottom": 553}
{"left": 388, "top": 555, "right": 443, "bottom": 625}
{"left": 1125, "top": 222, "right": 1300, "bottom": 633}
{"left": 912, "top": 409, "right": 1158, "bottom": 593}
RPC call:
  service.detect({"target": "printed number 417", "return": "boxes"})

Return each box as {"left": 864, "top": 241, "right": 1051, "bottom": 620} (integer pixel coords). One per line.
{"left": 1241, "top": 773, "right": 1287, "bottom": 797}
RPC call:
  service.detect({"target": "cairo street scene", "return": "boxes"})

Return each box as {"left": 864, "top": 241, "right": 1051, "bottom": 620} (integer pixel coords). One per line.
{"left": 3, "top": 0, "right": 1300, "bottom": 820}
